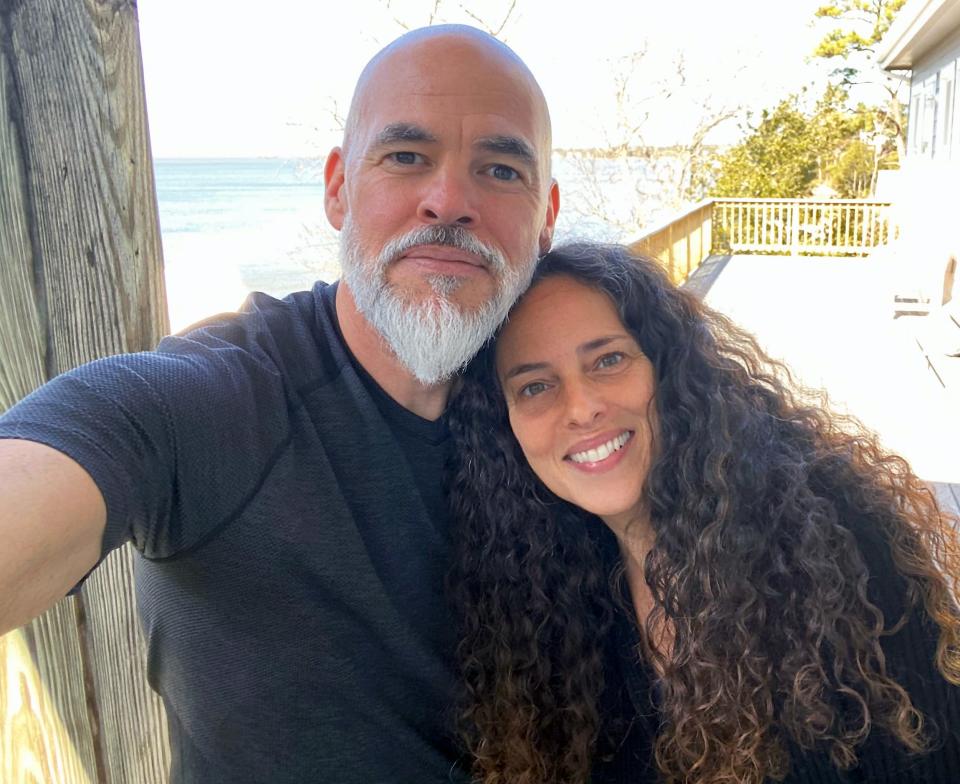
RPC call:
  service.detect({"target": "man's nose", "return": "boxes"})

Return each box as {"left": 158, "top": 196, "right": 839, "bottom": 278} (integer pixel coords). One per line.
{"left": 563, "top": 379, "right": 605, "bottom": 428}
{"left": 416, "top": 165, "right": 480, "bottom": 227}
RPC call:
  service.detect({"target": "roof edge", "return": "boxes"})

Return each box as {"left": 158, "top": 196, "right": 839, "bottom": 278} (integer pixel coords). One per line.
{"left": 877, "top": 0, "right": 949, "bottom": 70}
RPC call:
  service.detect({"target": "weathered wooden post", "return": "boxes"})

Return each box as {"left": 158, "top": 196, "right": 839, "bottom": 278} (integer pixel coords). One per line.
{"left": 1, "top": 1, "right": 170, "bottom": 781}
{"left": 702, "top": 201, "right": 713, "bottom": 257}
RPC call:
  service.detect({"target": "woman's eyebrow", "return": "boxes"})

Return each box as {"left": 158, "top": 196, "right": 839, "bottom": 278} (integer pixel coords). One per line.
{"left": 577, "top": 334, "right": 630, "bottom": 355}
{"left": 502, "top": 361, "right": 550, "bottom": 381}
{"left": 501, "top": 335, "right": 632, "bottom": 381}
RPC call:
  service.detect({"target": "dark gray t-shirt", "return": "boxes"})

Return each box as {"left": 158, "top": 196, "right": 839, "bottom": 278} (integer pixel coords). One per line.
{"left": 0, "top": 281, "right": 470, "bottom": 783}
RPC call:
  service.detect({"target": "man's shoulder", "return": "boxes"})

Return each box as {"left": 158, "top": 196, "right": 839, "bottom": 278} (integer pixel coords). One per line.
{"left": 157, "top": 281, "right": 346, "bottom": 386}
{"left": 166, "top": 282, "right": 326, "bottom": 348}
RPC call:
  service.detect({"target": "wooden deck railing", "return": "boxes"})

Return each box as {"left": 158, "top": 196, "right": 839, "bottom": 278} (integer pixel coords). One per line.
{"left": 712, "top": 198, "right": 896, "bottom": 257}
{"left": 630, "top": 198, "right": 898, "bottom": 284}
{"left": 628, "top": 199, "right": 714, "bottom": 284}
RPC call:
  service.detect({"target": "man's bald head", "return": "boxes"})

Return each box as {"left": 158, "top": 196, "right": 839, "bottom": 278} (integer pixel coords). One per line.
{"left": 342, "top": 25, "right": 552, "bottom": 170}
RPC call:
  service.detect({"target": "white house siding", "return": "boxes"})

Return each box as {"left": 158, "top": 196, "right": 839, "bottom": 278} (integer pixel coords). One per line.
{"left": 907, "top": 35, "right": 960, "bottom": 159}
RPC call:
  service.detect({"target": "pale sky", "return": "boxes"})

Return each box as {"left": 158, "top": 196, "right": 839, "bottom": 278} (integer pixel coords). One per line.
{"left": 138, "top": 0, "right": 863, "bottom": 159}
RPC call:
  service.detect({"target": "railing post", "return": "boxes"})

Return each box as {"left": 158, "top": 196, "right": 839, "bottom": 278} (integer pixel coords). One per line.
{"left": 704, "top": 203, "right": 713, "bottom": 256}
{"left": 1, "top": 1, "right": 171, "bottom": 781}
{"left": 667, "top": 220, "right": 675, "bottom": 282}
{"left": 790, "top": 202, "right": 800, "bottom": 256}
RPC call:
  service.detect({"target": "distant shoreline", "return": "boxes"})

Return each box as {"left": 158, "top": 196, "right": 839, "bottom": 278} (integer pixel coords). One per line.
{"left": 154, "top": 146, "right": 726, "bottom": 163}
{"left": 554, "top": 144, "right": 725, "bottom": 159}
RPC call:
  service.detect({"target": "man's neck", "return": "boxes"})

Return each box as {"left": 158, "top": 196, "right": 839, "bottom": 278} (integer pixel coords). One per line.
{"left": 335, "top": 282, "right": 452, "bottom": 421}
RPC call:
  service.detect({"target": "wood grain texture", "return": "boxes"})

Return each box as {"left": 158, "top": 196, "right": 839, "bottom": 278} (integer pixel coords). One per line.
{"left": 0, "top": 3, "right": 45, "bottom": 413}
{"left": 1, "top": 605, "right": 99, "bottom": 784}
{"left": 8, "top": 0, "right": 168, "bottom": 373}
{"left": 1, "top": 1, "right": 170, "bottom": 781}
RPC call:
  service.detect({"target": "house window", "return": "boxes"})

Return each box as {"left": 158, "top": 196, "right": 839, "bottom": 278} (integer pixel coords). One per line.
{"left": 953, "top": 58, "right": 960, "bottom": 159}
{"left": 910, "top": 91, "right": 924, "bottom": 156}
{"left": 907, "top": 92, "right": 923, "bottom": 155}
{"left": 937, "top": 62, "right": 956, "bottom": 160}
{"left": 911, "top": 75, "right": 938, "bottom": 158}
{"left": 922, "top": 76, "right": 938, "bottom": 157}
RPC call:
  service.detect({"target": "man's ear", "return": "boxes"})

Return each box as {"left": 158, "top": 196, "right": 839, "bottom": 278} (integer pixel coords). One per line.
{"left": 539, "top": 179, "right": 560, "bottom": 254}
{"left": 324, "top": 148, "right": 346, "bottom": 230}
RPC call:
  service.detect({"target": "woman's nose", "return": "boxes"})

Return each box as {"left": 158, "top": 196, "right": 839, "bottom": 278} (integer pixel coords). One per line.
{"left": 563, "top": 380, "right": 605, "bottom": 428}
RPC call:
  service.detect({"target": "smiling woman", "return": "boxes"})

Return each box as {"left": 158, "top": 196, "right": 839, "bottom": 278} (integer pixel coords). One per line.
{"left": 446, "top": 243, "right": 960, "bottom": 784}
{"left": 495, "top": 275, "right": 657, "bottom": 529}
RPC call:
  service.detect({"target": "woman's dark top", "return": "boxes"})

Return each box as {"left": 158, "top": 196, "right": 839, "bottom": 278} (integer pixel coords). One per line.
{"left": 592, "top": 513, "right": 960, "bottom": 783}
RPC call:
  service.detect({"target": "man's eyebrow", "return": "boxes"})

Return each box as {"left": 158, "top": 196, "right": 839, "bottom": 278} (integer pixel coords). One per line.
{"left": 475, "top": 135, "right": 537, "bottom": 167}
{"left": 372, "top": 123, "right": 438, "bottom": 147}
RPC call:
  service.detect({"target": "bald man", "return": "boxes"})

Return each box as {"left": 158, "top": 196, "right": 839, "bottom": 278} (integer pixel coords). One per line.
{"left": 0, "top": 26, "right": 558, "bottom": 784}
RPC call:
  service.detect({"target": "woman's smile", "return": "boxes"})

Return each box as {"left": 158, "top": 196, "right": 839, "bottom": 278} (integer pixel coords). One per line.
{"left": 564, "top": 429, "right": 634, "bottom": 469}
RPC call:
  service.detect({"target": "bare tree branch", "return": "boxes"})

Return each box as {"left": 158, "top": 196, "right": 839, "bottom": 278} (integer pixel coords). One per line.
{"left": 459, "top": 0, "right": 517, "bottom": 37}
{"left": 326, "top": 99, "right": 346, "bottom": 132}
{"left": 560, "top": 44, "right": 744, "bottom": 239}
{"left": 378, "top": 0, "right": 411, "bottom": 30}
{"left": 489, "top": 0, "right": 517, "bottom": 36}
{"left": 674, "top": 54, "right": 687, "bottom": 88}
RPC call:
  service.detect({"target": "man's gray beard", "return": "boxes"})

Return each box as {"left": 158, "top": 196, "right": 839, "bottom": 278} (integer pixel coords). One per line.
{"left": 339, "top": 218, "right": 537, "bottom": 385}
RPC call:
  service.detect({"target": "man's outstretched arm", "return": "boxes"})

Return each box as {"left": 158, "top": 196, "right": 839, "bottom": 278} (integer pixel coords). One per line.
{"left": 0, "top": 439, "right": 106, "bottom": 636}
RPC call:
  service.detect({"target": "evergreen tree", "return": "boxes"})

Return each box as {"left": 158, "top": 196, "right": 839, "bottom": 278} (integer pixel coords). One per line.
{"left": 710, "top": 86, "right": 880, "bottom": 198}
{"left": 712, "top": 97, "right": 818, "bottom": 197}
{"left": 812, "top": 0, "right": 908, "bottom": 159}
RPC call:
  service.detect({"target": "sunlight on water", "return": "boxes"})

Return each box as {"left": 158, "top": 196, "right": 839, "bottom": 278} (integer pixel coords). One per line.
{"left": 156, "top": 158, "right": 338, "bottom": 331}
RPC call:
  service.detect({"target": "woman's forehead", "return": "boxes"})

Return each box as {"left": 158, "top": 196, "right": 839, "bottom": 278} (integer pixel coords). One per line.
{"left": 496, "top": 276, "right": 627, "bottom": 370}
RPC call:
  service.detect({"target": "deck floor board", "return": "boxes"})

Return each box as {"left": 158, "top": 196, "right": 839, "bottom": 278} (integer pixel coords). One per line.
{"left": 933, "top": 482, "right": 960, "bottom": 519}
{"left": 702, "top": 254, "right": 959, "bottom": 485}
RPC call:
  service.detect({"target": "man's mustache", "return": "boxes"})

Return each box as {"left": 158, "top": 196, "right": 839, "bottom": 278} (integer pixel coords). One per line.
{"left": 378, "top": 225, "right": 506, "bottom": 274}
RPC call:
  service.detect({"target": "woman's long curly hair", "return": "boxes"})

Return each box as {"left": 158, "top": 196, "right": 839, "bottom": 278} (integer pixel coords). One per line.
{"left": 446, "top": 242, "right": 960, "bottom": 784}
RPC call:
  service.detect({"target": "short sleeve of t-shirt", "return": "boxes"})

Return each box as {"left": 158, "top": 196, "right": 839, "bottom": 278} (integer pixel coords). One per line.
{"left": 0, "top": 293, "right": 313, "bottom": 567}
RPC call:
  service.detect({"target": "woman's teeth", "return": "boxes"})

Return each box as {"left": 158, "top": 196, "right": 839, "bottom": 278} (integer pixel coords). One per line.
{"left": 568, "top": 431, "right": 631, "bottom": 464}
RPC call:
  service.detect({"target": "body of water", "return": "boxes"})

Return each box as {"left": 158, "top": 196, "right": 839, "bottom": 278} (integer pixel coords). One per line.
{"left": 155, "top": 156, "right": 675, "bottom": 330}
{"left": 155, "top": 158, "right": 334, "bottom": 328}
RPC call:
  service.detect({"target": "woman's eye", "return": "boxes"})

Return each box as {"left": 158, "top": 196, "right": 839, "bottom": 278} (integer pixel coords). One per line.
{"left": 596, "top": 352, "right": 624, "bottom": 369}
{"left": 519, "top": 381, "right": 549, "bottom": 398}
{"left": 486, "top": 164, "right": 520, "bottom": 181}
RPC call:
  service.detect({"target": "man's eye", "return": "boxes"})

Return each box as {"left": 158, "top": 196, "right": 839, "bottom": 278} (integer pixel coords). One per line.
{"left": 486, "top": 164, "right": 520, "bottom": 181}
{"left": 596, "top": 352, "right": 624, "bottom": 369}
{"left": 519, "top": 381, "right": 549, "bottom": 398}
{"left": 389, "top": 151, "right": 422, "bottom": 165}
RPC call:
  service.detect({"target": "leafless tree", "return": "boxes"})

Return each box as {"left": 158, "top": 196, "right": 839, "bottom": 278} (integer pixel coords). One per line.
{"left": 377, "top": 0, "right": 517, "bottom": 40}
{"left": 561, "top": 49, "right": 742, "bottom": 243}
